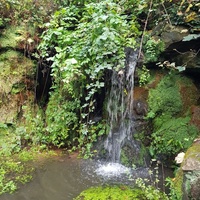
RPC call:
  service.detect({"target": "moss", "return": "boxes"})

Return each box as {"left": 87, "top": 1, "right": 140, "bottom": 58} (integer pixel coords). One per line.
{"left": 120, "top": 142, "right": 148, "bottom": 167}
{"left": 148, "top": 73, "right": 183, "bottom": 119}
{"left": 74, "top": 185, "right": 146, "bottom": 200}
{"left": 148, "top": 72, "right": 199, "bottom": 158}
{"left": 150, "top": 116, "right": 198, "bottom": 156}
{"left": 0, "top": 50, "right": 35, "bottom": 94}
{"left": 0, "top": 25, "right": 35, "bottom": 49}
{"left": 75, "top": 184, "right": 169, "bottom": 200}
{"left": 171, "top": 168, "right": 183, "bottom": 199}
{"left": 184, "top": 142, "right": 200, "bottom": 162}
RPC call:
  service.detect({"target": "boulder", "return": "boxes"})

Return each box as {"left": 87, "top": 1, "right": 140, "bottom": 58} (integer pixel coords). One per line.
{"left": 175, "top": 141, "right": 200, "bottom": 200}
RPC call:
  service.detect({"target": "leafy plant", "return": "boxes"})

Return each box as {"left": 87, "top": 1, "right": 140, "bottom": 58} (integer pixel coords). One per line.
{"left": 143, "top": 35, "right": 165, "bottom": 63}
{"left": 38, "top": 0, "right": 140, "bottom": 153}
{"left": 45, "top": 90, "right": 80, "bottom": 147}
{"left": 76, "top": 121, "right": 107, "bottom": 158}
{"left": 137, "top": 65, "right": 150, "bottom": 86}
{"left": 135, "top": 178, "right": 169, "bottom": 200}
{"left": 166, "top": 177, "right": 182, "bottom": 200}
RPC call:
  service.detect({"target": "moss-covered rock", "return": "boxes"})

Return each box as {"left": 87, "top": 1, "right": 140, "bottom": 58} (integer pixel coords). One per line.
{"left": 74, "top": 185, "right": 168, "bottom": 200}
{"left": 0, "top": 25, "right": 37, "bottom": 51}
{"left": 0, "top": 50, "right": 35, "bottom": 123}
{"left": 173, "top": 141, "right": 200, "bottom": 200}
{"left": 147, "top": 72, "right": 200, "bottom": 158}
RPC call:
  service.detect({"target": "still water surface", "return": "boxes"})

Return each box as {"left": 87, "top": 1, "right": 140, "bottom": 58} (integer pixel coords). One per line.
{"left": 0, "top": 156, "right": 99, "bottom": 200}
{"left": 0, "top": 154, "right": 162, "bottom": 200}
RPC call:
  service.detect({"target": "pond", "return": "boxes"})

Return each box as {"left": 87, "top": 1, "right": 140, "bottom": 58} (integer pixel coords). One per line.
{"left": 0, "top": 153, "right": 172, "bottom": 200}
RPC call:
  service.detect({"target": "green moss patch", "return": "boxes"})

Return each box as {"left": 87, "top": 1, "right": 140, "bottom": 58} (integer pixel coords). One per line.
{"left": 74, "top": 184, "right": 169, "bottom": 200}
{"left": 0, "top": 50, "right": 35, "bottom": 94}
{"left": 74, "top": 185, "right": 145, "bottom": 200}
{"left": 0, "top": 25, "right": 35, "bottom": 49}
{"left": 147, "top": 73, "right": 199, "bottom": 158}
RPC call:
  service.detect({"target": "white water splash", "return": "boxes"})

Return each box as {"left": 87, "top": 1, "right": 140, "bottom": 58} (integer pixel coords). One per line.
{"left": 95, "top": 162, "right": 131, "bottom": 178}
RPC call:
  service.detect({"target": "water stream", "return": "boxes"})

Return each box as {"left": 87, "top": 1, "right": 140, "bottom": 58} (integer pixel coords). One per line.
{"left": 104, "top": 48, "right": 140, "bottom": 163}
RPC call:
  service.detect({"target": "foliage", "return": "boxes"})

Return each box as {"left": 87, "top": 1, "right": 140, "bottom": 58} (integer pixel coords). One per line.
{"left": 149, "top": 117, "right": 198, "bottom": 156}
{"left": 166, "top": 176, "right": 182, "bottom": 200}
{"left": 147, "top": 73, "right": 198, "bottom": 158}
{"left": 164, "top": 0, "right": 200, "bottom": 29}
{"left": 45, "top": 90, "right": 80, "bottom": 147}
{"left": 147, "top": 73, "right": 183, "bottom": 120}
{"left": 137, "top": 65, "right": 150, "bottom": 86}
{"left": 75, "top": 121, "right": 107, "bottom": 159}
{"left": 0, "top": 0, "right": 59, "bottom": 28}
{"left": 135, "top": 178, "right": 169, "bottom": 200}
{"left": 75, "top": 184, "right": 168, "bottom": 200}
{"left": 143, "top": 35, "right": 165, "bottom": 63}
{"left": 19, "top": 105, "right": 46, "bottom": 147}
{"left": 38, "top": 0, "right": 140, "bottom": 152}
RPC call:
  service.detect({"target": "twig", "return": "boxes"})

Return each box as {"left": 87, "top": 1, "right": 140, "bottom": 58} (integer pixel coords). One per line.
{"left": 138, "top": 0, "right": 153, "bottom": 60}
{"left": 161, "top": 2, "right": 172, "bottom": 25}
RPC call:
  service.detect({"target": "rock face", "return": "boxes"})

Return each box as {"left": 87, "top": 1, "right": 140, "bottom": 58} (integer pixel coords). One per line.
{"left": 0, "top": 26, "right": 36, "bottom": 123}
{"left": 152, "top": 24, "right": 200, "bottom": 74}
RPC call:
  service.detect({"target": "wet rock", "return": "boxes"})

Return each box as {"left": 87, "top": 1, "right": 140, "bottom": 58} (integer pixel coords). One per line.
{"left": 133, "top": 100, "right": 147, "bottom": 117}
{"left": 152, "top": 24, "right": 189, "bottom": 48}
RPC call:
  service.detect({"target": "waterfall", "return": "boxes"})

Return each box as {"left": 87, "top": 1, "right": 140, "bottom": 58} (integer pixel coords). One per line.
{"left": 104, "top": 48, "right": 140, "bottom": 163}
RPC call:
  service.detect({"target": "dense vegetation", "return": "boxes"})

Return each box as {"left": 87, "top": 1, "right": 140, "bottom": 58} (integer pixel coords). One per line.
{"left": 0, "top": 0, "right": 199, "bottom": 197}
{"left": 147, "top": 74, "right": 198, "bottom": 158}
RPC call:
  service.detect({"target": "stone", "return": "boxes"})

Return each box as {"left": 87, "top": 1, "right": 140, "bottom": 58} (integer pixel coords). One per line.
{"left": 175, "top": 152, "right": 185, "bottom": 164}
{"left": 182, "top": 157, "right": 200, "bottom": 171}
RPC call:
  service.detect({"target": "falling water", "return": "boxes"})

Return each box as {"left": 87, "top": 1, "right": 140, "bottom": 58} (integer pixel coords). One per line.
{"left": 104, "top": 48, "right": 140, "bottom": 163}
